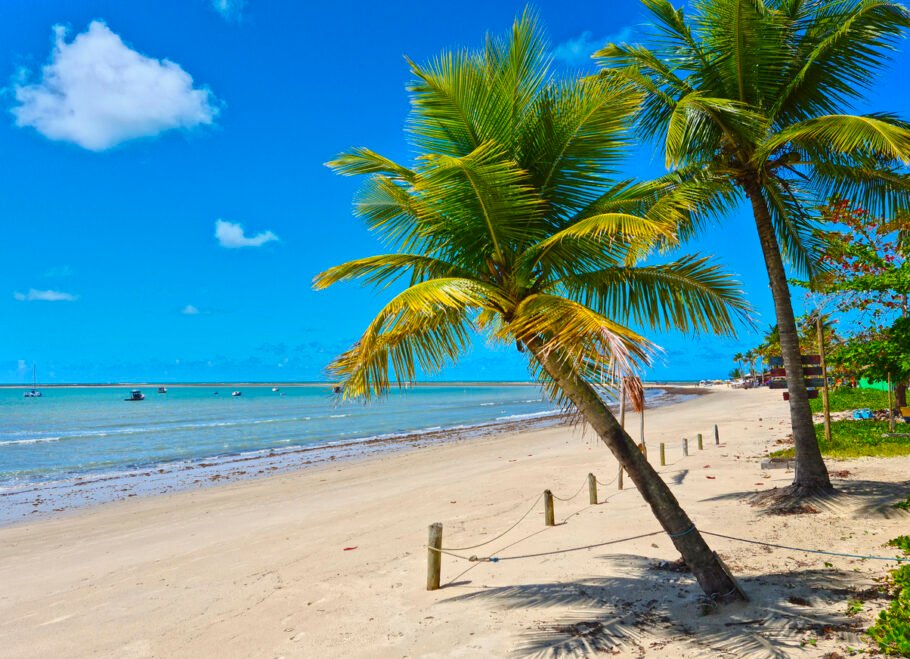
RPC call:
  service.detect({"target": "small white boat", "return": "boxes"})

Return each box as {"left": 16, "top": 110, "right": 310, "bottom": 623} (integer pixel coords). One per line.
{"left": 125, "top": 389, "right": 145, "bottom": 401}
{"left": 272, "top": 387, "right": 279, "bottom": 392}
{"left": 231, "top": 391, "right": 242, "bottom": 397}
{"left": 157, "top": 386, "right": 168, "bottom": 394}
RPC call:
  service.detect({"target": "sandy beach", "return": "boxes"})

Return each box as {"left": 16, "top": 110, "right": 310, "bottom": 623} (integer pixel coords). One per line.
{"left": 2, "top": 386, "right": 908, "bottom": 657}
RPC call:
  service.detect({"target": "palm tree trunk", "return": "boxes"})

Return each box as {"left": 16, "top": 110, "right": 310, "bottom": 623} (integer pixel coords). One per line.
{"left": 526, "top": 338, "right": 746, "bottom": 603}
{"left": 896, "top": 382, "right": 907, "bottom": 409}
{"left": 743, "top": 181, "right": 832, "bottom": 496}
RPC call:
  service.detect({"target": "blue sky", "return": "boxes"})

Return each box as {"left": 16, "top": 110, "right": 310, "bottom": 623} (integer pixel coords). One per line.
{"left": 2, "top": 0, "right": 909, "bottom": 384}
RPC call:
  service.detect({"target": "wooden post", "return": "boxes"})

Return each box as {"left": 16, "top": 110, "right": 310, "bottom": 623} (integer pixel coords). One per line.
{"left": 638, "top": 442, "right": 647, "bottom": 461}
{"left": 682, "top": 438, "right": 689, "bottom": 457}
{"left": 427, "top": 522, "right": 443, "bottom": 591}
{"left": 697, "top": 433, "right": 703, "bottom": 450}
{"left": 817, "top": 316, "right": 832, "bottom": 443}
{"left": 618, "top": 467, "right": 624, "bottom": 490}
{"left": 659, "top": 442, "right": 666, "bottom": 466}
{"left": 714, "top": 424, "right": 720, "bottom": 445}
{"left": 543, "top": 490, "right": 555, "bottom": 526}
{"left": 587, "top": 473, "right": 598, "bottom": 505}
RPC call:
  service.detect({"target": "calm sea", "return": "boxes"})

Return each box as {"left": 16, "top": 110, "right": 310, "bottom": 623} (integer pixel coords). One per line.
{"left": 0, "top": 384, "right": 671, "bottom": 491}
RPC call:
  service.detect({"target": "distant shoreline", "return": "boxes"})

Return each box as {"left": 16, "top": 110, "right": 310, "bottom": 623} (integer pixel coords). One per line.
{"left": 0, "top": 379, "right": 707, "bottom": 389}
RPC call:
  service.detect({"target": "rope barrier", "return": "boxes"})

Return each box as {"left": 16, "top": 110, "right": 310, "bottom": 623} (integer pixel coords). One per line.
{"left": 432, "top": 528, "right": 910, "bottom": 566}
{"left": 439, "top": 492, "right": 543, "bottom": 552}
{"left": 701, "top": 530, "right": 910, "bottom": 563}
{"left": 550, "top": 477, "right": 589, "bottom": 502}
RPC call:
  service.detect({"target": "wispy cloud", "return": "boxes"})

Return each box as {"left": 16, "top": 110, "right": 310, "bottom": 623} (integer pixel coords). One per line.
{"left": 214, "top": 219, "right": 279, "bottom": 248}
{"left": 13, "top": 288, "right": 78, "bottom": 302}
{"left": 552, "top": 26, "right": 632, "bottom": 67}
{"left": 181, "top": 304, "right": 201, "bottom": 315}
{"left": 211, "top": 0, "right": 246, "bottom": 20}
{"left": 12, "top": 21, "right": 219, "bottom": 151}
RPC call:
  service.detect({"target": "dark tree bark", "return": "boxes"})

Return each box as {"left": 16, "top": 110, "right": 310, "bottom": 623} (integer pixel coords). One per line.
{"left": 896, "top": 382, "right": 908, "bottom": 409}
{"left": 526, "top": 338, "right": 746, "bottom": 603}
{"left": 743, "top": 181, "right": 833, "bottom": 496}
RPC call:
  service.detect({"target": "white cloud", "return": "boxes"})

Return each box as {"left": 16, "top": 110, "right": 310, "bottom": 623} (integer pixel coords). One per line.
{"left": 13, "top": 288, "right": 78, "bottom": 302}
{"left": 214, "top": 219, "right": 279, "bottom": 248}
{"left": 181, "top": 304, "right": 201, "bottom": 315}
{"left": 12, "top": 21, "right": 219, "bottom": 151}
{"left": 211, "top": 0, "right": 246, "bottom": 20}
{"left": 552, "top": 27, "right": 632, "bottom": 67}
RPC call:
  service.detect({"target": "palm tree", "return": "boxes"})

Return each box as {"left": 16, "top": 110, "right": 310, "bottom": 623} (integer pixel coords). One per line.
{"left": 733, "top": 351, "right": 744, "bottom": 379}
{"left": 597, "top": 0, "right": 910, "bottom": 496}
{"left": 315, "top": 12, "right": 749, "bottom": 602}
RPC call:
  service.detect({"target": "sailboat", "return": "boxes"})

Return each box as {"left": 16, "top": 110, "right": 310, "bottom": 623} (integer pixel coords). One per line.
{"left": 23, "top": 365, "right": 42, "bottom": 398}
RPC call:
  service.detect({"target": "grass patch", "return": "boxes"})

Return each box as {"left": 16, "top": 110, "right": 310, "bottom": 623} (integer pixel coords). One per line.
{"left": 810, "top": 387, "right": 890, "bottom": 414}
{"left": 896, "top": 496, "right": 910, "bottom": 511}
{"left": 867, "top": 537, "right": 910, "bottom": 657}
{"left": 770, "top": 420, "right": 910, "bottom": 459}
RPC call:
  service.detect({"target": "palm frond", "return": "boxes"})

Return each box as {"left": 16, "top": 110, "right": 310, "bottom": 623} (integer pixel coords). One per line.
{"left": 331, "top": 277, "right": 506, "bottom": 399}
{"left": 313, "top": 254, "right": 469, "bottom": 290}
{"left": 326, "top": 148, "right": 415, "bottom": 181}
{"left": 772, "top": 0, "right": 910, "bottom": 122}
{"left": 509, "top": 294, "right": 655, "bottom": 381}
{"left": 551, "top": 255, "right": 752, "bottom": 335}
{"left": 756, "top": 113, "right": 910, "bottom": 165}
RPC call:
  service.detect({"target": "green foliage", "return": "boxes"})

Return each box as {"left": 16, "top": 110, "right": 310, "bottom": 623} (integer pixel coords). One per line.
{"left": 867, "top": 560, "right": 910, "bottom": 656}
{"left": 887, "top": 536, "right": 910, "bottom": 556}
{"left": 770, "top": 420, "right": 910, "bottom": 459}
{"left": 597, "top": 0, "right": 910, "bottom": 279}
{"left": 895, "top": 496, "right": 910, "bottom": 512}
{"left": 809, "top": 387, "right": 890, "bottom": 413}
{"left": 846, "top": 599, "right": 864, "bottom": 616}
{"left": 317, "top": 12, "right": 751, "bottom": 400}
{"left": 832, "top": 317, "right": 910, "bottom": 386}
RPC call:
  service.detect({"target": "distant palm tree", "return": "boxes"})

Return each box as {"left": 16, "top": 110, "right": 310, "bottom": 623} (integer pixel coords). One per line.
{"left": 597, "top": 0, "right": 910, "bottom": 496}
{"left": 316, "top": 12, "right": 749, "bottom": 601}
{"left": 732, "top": 351, "right": 745, "bottom": 379}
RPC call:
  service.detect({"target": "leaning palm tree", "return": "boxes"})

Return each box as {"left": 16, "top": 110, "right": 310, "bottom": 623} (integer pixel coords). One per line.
{"left": 315, "top": 12, "right": 749, "bottom": 602}
{"left": 597, "top": 0, "right": 910, "bottom": 496}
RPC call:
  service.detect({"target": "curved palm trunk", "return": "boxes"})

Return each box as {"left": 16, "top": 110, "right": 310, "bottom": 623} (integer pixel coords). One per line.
{"left": 743, "top": 181, "right": 833, "bottom": 495}
{"left": 526, "top": 338, "right": 746, "bottom": 603}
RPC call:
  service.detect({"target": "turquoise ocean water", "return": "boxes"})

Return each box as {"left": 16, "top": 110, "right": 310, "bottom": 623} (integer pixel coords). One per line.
{"left": 0, "top": 384, "right": 672, "bottom": 492}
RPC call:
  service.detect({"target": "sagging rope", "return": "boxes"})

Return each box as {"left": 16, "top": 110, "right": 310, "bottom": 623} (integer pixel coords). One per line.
{"left": 550, "top": 477, "right": 589, "bottom": 502}
{"left": 430, "top": 527, "right": 910, "bottom": 565}
{"left": 439, "top": 492, "right": 543, "bottom": 552}
{"left": 440, "top": 475, "right": 594, "bottom": 551}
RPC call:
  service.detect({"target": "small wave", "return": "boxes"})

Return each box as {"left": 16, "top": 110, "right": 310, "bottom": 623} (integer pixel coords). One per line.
{"left": 479, "top": 402, "right": 496, "bottom": 406}
{"left": 495, "top": 410, "right": 561, "bottom": 421}
{"left": 329, "top": 414, "right": 348, "bottom": 418}
{"left": 0, "top": 436, "right": 63, "bottom": 446}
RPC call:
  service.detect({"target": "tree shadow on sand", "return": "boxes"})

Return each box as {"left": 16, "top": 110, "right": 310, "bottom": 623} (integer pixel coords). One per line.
{"left": 441, "top": 555, "right": 882, "bottom": 658}
{"left": 701, "top": 478, "right": 910, "bottom": 518}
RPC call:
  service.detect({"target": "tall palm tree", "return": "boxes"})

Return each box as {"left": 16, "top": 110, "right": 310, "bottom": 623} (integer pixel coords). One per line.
{"left": 597, "top": 0, "right": 910, "bottom": 496}
{"left": 315, "top": 12, "right": 749, "bottom": 602}
{"left": 733, "top": 351, "right": 744, "bottom": 379}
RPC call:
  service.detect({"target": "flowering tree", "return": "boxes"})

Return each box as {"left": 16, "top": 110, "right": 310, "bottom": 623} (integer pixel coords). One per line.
{"left": 807, "top": 199, "right": 910, "bottom": 404}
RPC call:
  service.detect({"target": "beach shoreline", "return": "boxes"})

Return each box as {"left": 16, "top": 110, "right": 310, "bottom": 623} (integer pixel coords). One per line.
{"left": 0, "top": 386, "right": 704, "bottom": 527}
{"left": 3, "top": 386, "right": 901, "bottom": 657}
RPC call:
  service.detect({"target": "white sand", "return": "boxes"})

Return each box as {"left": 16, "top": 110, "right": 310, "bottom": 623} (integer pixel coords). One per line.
{"left": 1, "top": 387, "right": 908, "bottom": 657}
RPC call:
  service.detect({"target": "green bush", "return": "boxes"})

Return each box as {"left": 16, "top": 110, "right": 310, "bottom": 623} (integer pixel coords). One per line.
{"left": 867, "top": 538, "right": 910, "bottom": 657}
{"left": 889, "top": 536, "right": 910, "bottom": 556}
{"left": 868, "top": 565, "right": 910, "bottom": 656}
